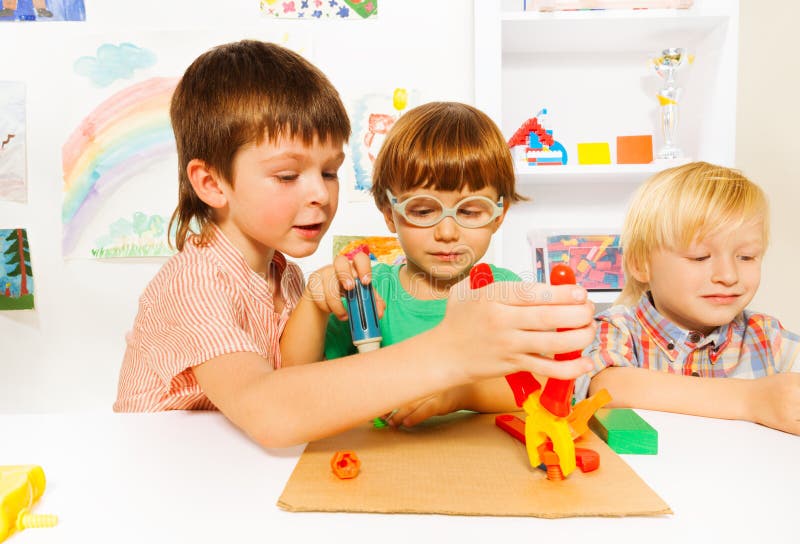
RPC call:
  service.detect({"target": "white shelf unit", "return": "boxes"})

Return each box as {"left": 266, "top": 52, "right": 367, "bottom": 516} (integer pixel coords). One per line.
{"left": 474, "top": 0, "right": 739, "bottom": 296}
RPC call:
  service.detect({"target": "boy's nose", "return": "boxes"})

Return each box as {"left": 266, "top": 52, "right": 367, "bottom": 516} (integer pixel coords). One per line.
{"left": 306, "top": 176, "right": 330, "bottom": 206}
{"left": 433, "top": 216, "right": 460, "bottom": 241}
{"left": 711, "top": 257, "right": 738, "bottom": 285}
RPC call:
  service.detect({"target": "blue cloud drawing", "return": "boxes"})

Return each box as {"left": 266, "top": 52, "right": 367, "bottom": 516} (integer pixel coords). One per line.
{"left": 73, "top": 43, "right": 157, "bottom": 87}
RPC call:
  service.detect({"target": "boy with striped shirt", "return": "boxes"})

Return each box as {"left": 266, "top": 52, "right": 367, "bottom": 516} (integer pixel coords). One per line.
{"left": 114, "top": 40, "right": 596, "bottom": 448}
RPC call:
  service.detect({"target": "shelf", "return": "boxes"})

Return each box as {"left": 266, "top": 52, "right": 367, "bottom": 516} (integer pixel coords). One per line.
{"left": 501, "top": 9, "right": 728, "bottom": 53}
{"left": 513, "top": 158, "right": 691, "bottom": 183}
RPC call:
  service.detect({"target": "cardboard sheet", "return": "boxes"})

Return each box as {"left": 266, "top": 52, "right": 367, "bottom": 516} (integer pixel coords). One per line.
{"left": 278, "top": 412, "right": 672, "bottom": 518}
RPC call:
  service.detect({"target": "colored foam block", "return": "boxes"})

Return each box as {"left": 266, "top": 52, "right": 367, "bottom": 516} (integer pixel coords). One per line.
{"left": 588, "top": 408, "right": 658, "bottom": 455}
{"left": 616, "top": 135, "right": 653, "bottom": 164}
{"left": 577, "top": 142, "right": 611, "bottom": 165}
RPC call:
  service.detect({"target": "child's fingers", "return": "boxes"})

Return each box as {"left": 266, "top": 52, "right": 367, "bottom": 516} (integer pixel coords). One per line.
{"left": 523, "top": 355, "right": 594, "bottom": 381}
{"left": 373, "top": 291, "right": 386, "bottom": 318}
{"left": 326, "top": 289, "right": 348, "bottom": 320}
{"left": 506, "top": 302, "right": 596, "bottom": 332}
{"left": 478, "top": 281, "right": 589, "bottom": 306}
{"left": 388, "top": 400, "right": 428, "bottom": 428}
{"left": 350, "top": 251, "right": 372, "bottom": 284}
{"left": 332, "top": 255, "right": 356, "bottom": 291}
{"left": 509, "top": 325, "right": 597, "bottom": 358}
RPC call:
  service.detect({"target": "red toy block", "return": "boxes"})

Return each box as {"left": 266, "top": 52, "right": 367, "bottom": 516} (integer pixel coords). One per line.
{"left": 495, "top": 414, "right": 526, "bottom": 443}
{"left": 616, "top": 135, "right": 653, "bottom": 164}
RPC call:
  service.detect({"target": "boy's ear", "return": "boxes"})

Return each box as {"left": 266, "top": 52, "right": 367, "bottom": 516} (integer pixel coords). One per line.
{"left": 490, "top": 205, "right": 509, "bottom": 233}
{"left": 187, "top": 158, "right": 227, "bottom": 209}
{"left": 381, "top": 206, "right": 398, "bottom": 234}
{"left": 627, "top": 257, "right": 650, "bottom": 284}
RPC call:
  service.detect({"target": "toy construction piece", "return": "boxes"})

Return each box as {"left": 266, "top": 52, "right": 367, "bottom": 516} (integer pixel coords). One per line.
{"left": 0, "top": 465, "right": 58, "bottom": 542}
{"left": 331, "top": 451, "right": 361, "bottom": 480}
{"left": 475, "top": 263, "right": 611, "bottom": 479}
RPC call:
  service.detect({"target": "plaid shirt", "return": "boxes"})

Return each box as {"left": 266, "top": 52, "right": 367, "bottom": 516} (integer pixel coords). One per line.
{"left": 574, "top": 293, "right": 800, "bottom": 401}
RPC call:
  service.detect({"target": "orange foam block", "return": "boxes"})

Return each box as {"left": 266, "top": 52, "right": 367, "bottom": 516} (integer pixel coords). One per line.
{"left": 616, "top": 135, "right": 653, "bottom": 164}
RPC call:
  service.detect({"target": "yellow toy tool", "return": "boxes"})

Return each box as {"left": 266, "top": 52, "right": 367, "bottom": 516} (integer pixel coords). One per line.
{"left": 0, "top": 465, "right": 58, "bottom": 542}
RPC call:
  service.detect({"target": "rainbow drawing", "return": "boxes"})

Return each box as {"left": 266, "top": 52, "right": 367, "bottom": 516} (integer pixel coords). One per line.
{"left": 61, "top": 76, "right": 179, "bottom": 255}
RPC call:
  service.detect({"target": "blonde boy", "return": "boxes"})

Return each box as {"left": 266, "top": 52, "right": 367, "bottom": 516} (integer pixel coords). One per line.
{"left": 575, "top": 161, "right": 800, "bottom": 434}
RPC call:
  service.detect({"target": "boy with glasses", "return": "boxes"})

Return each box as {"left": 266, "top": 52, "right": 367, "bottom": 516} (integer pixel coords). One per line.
{"left": 323, "top": 101, "right": 538, "bottom": 427}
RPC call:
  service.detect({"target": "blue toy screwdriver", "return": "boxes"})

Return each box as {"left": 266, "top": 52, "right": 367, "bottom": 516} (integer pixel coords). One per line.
{"left": 345, "top": 278, "right": 390, "bottom": 427}
{"left": 345, "top": 278, "right": 382, "bottom": 353}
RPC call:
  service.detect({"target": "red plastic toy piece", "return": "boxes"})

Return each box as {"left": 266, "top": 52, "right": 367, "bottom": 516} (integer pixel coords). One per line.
{"left": 575, "top": 448, "right": 600, "bottom": 472}
{"left": 505, "top": 371, "right": 542, "bottom": 407}
{"left": 469, "top": 264, "right": 542, "bottom": 407}
{"left": 537, "top": 441, "right": 600, "bottom": 479}
{"left": 468, "top": 263, "right": 494, "bottom": 289}
{"left": 331, "top": 451, "right": 361, "bottom": 479}
{"left": 539, "top": 264, "right": 580, "bottom": 417}
{"left": 495, "top": 414, "right": 526, "bottom": 443}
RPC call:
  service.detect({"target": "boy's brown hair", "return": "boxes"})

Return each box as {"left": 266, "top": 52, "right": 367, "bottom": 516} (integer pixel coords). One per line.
{"left": 169, "top": 40, "right": 351, "bottom": 250}
{"left": 370, "top": 101, "right": 525, "bottom": 210}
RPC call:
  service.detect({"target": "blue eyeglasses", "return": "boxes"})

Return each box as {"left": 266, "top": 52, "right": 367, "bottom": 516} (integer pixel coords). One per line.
{"left": 386, "top": 190, "right": 504, "bottom": 229}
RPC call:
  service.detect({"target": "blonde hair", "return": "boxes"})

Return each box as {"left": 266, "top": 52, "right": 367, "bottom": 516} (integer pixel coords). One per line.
{"left": 618, "top": 161, "right": 769, "bottom": 306}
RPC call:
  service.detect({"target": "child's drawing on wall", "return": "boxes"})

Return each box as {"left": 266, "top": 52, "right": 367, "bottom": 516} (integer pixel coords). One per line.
{"left": 0, "top": 0, "right": 85, "bottom": 21}
{"left": 0, "top": 82, "right": 26, "bottom": 203}
{"left": 91, "top": 212, "right": 175, "bottom": 258}
{"left": 332, "top": 235, "right": 405, "bottom": 266}
{"left": 346, "top": 88, "right": 417, "bottom": 201}
{"left": 0, "top": 228, "right": 34, "bottom": 311}
{"left": 62, "top": 75, "right": 179, "bottom": 259}
{"left": 261, "top": 0, "right": 377, "bottom": 19}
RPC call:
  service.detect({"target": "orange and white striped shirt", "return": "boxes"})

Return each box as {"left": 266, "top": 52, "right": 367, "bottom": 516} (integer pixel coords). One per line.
{"left": 113, "top": 227, "right": 304, "bottom": 412}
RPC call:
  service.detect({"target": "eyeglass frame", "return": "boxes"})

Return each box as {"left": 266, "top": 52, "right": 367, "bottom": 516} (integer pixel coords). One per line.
{"left": 386, "top": 189, "right": 504, "bottom": 229}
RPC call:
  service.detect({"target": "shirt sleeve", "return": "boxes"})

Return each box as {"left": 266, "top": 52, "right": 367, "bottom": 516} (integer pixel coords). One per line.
{"left": 324, "top": 312, "right": 357, "bottom": 360}
{"left": 573, "top": 312, "right": 637, "bottom": 401}
{"left": 137, "top": 261, "right": 262, "bottom": 387}
{"left": 771, "top": 319, "right": 800, "bottom": 373}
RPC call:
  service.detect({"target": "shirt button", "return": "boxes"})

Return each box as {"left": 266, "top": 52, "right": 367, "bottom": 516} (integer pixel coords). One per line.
{"left": 667, "top": 342, "right": 675, "bottom": 350}
{"left": 688, "top": 331, "right": 702, "bottom": 343}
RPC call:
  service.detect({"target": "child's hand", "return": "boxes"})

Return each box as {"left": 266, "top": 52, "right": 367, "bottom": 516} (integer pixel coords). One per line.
{"left": 749, "top": 373, "right": 800, "bottom": 435}
{"left": 382, "top": 387, "right": 464, "bottom": 428}
{"left": 432, "top": 277, "right": 596, "bottom": 382}
{"left": 304, "top": 251, "right": 384, "bottom": 321}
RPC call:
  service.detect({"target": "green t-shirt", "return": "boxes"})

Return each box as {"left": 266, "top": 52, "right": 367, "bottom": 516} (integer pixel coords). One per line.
{"left": 324, "top": 263, "right": 521, "bottom": 359}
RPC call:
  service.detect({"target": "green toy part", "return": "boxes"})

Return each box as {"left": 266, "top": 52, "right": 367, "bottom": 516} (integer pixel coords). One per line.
{"left": 589, "top": 408, "right": 658, "bottom": 455}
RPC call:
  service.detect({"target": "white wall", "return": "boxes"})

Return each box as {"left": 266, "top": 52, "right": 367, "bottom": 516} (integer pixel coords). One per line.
{"left": 0, "top": 0, "right": 475, "bottom": 412}
{"left": 737, "top": 0, "right": 800, "bottom": 332}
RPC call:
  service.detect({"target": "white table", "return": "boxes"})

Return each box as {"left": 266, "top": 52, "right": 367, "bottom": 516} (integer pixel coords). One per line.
{"left": 1, "top": 410, "right": 797, "bottom": 544}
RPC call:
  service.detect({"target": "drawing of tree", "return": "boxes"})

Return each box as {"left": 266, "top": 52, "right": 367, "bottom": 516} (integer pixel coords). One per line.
{"left": 3, "top": 228, "right": 32, "bottom": 296}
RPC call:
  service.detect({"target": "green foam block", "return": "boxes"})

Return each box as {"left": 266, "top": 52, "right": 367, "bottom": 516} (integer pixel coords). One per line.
{"left": 589, "top": 408, "right": 658, "bottom": 455}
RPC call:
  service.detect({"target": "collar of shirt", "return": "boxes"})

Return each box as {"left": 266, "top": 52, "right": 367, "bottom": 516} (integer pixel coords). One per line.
{"left": 196, "top": 224, "right": 290, "bottom": 304}
{"left": 633, "top": 292, "right": 743, "bottom": 362}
